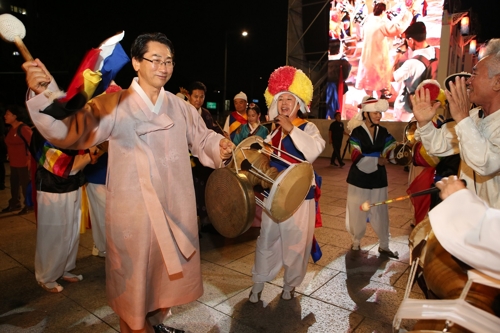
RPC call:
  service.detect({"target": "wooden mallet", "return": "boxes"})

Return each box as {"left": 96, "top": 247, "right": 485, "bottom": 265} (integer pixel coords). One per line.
{"left": 0, "top": 14, "right": 34, "bottom": 61}
{"left": 0, "top": 14, "right": 49, "bottom": 87}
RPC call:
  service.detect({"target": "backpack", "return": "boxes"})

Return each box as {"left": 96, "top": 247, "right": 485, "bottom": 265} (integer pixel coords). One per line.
{"left": 402, "top": 47, "right": 440, "bottom": 112}
{"left": 16, "top": 124, "right": 31, "bottom": 156}
{"left": 413, "top": 47, "right": 440, "bottom": 83}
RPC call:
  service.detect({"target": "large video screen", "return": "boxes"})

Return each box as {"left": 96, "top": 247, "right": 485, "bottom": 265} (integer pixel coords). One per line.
{"left": 327, "top": 0, "right": 445, "bottom": 122}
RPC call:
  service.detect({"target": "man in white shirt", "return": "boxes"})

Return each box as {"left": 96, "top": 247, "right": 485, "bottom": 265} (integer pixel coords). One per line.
{"left": 413, "top": 38, "right": 500, "bottom": 209}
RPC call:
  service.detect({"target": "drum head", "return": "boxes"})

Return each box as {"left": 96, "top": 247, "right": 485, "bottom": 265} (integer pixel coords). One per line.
{"left": 394, "top": 143, "right": 412, "bottom": 166}
{"left": 265, "top": 163, "right": 314, "bottom": 222}
{"left": 205, "top": 168, "right": 255, "bottom": 238}
{"left": 404, "top": 121, "right": 418, "bottom": 144}
{"left": 408, "top": 217, "right": 432, "bottom": 264}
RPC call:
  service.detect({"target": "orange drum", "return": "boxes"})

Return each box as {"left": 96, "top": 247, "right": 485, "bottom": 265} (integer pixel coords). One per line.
{"left": 410, "top": 231, "right": 500, "bottom": 332}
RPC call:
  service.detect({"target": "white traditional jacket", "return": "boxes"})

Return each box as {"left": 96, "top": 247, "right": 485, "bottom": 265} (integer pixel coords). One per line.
{"left": 429, "top": 189, "right": 500, "bottom": 280}
{"left": 416, "top": 108, "right": 500, "bottom": 209}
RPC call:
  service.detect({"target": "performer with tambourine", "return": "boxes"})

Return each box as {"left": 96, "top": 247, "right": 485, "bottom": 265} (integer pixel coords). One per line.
{"left": 249, "top": 66, "right": 325, "bottom": 303}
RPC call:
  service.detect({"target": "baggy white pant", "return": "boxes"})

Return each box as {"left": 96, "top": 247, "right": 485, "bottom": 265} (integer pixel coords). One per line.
{"left": 86, "top": 183, "right": 107, "bottom": 253}
{"left": 345, "top": 184, "right": 390, "bottom": 249}
{"left": 35, "top": 189, "right": 82, "bottom": 284}
{"left": 252, "top": 199, "right": 315, "bottom": 287}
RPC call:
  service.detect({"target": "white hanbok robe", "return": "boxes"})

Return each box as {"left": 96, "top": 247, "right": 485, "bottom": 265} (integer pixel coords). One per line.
{"left": 355, "top": 9, "right": 412, "bottom": 92}
{"left": 252, "top": 122, "right": 325, "bottom": 287}
{"left": 26, "top": 78, "right": 225, "bottom": 329}
{"left": 416, "top": 108, "right": 500, "bottom": 209}
{"left": 429, "top": 189, "right": 500, "bottom": 280}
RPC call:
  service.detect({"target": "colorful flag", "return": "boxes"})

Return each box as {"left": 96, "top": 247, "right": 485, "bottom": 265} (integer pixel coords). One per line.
{"left": 60, "top": 31, "right": 129, "bottom": 102}
{"left": 92, "top": 31, "right": 130, "bottom": 97}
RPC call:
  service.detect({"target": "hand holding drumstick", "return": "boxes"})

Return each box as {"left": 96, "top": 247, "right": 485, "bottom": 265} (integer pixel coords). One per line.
{"left": 0, "top": 14, "right": 51, "bottom": 91}
{"left": 435, "top": 175, "right": 466, "bottom": 200}
{"left": 22, "top": 59, "right": 53, "bottom": 94}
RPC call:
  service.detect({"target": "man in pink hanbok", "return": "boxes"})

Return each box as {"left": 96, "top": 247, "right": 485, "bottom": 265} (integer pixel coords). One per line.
{"left": 355, "top": 2, "right": 412, "bottom": 98}
{"left": 23, "top": 32, "right": 234, "bottom": 333}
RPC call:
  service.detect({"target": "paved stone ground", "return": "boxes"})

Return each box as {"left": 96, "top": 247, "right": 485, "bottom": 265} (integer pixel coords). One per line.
{"left": 0, "top": 158, "right": 422, "bottom": 332}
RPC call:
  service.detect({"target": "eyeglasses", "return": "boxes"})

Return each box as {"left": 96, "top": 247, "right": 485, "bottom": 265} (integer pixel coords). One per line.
{"left": 142, "top": 57, "right": 175, "bottom": 69}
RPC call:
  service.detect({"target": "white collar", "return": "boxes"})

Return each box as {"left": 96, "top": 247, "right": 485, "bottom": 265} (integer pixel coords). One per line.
{"left": 131, "top": 78, "right": 165, "bottom": 114}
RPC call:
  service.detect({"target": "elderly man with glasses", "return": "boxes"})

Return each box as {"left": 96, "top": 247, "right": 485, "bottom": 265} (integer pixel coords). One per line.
{"left": 23, "top": 32, "right": 234, "bottom": 333}
{"left": 413, "top": 38, "right": 500, "bottom": 210}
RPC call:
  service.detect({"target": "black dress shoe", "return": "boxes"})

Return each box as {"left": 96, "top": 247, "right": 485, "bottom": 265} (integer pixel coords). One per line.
{"left": 1, "top": 205, "right": 21, "bottom": 213}
{"left": 378, "top": 247, "right": 399, "bottom": 259}
{"left": 330, "top": 162, "right": 338, "bottom": 166}
{"left": 153, "top": 323, "right": 185, "bottom": 333}
{"left": 18, "top": 206, "right": 34, "bottom": 215}
{"left": 17, "top": 207, "right": 28, "bottom": 215}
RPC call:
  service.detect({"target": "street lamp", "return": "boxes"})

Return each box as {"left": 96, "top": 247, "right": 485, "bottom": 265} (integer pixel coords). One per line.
{"left": 223, "top": 30, "right": 248, "bottom": 116}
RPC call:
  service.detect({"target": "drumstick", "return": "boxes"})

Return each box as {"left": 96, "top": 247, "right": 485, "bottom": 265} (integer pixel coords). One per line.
{"left": 240, "top": 159, "right": 275, "bottom": 183}
{"left": 0, "top": 14, "right": 33, "bottom": 61}
{"left": 360, "top": 179, "right": 467, "bottom": 211}
{"left": 251, "top": 139, "right": 306, "bottom": 163}
{"left": 0, "top": 14, "right": 48, "bottom": 87}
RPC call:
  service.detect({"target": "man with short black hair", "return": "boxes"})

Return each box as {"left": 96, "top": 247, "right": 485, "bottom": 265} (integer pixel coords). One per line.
{"left": 187, "top": 81, "right": 225, "bottom": 231}
{"left": 393, "top": 21, "right": 439, "bottom": 121}
{"left": 187, "top": 81, "right": 224, "bottom": 135}
{"left": 23, "top": 32, "right": 234, "bottom": 333}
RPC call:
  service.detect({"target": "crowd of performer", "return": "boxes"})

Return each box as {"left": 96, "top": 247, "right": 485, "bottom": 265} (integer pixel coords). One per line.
{"left": 327, "top": 0, "right": 439, "bottom": 122}
{"left": 2, "top": 20, "right": 499, "bottom": 331}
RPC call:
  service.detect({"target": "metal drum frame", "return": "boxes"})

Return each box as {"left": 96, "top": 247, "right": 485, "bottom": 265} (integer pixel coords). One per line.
{"left": 205, "top": 136, "right": 314, "bottom": 237}
{"left": 205, "top": 168, "right": 255, "bottom": 238}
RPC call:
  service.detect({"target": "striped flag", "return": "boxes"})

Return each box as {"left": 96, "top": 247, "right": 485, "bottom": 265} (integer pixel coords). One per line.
{"left": 61, "top": 31, "right": 129, "bottom": 102}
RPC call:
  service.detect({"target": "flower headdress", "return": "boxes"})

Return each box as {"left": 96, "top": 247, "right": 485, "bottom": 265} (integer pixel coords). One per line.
{"left": 264, "top": 66, "right": 313, "bottom": 119}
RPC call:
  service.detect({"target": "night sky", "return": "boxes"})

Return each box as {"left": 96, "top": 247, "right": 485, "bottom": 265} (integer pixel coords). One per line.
{"left": 2, "top": 0, "right": 500, "bottom": 113}
{"left": 2, "top": 0, "right": 289, "bottom": 115}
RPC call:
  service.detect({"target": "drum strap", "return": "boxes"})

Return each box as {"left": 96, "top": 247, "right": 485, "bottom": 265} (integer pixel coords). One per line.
{"left": 269, "top": 122, "right": 308, "bottom": 165}
{"left": 229, "top": 112, "right": 247, "bottom": 139}
{"left": 305, "top": 186, "right": 315, "bottom": 200}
